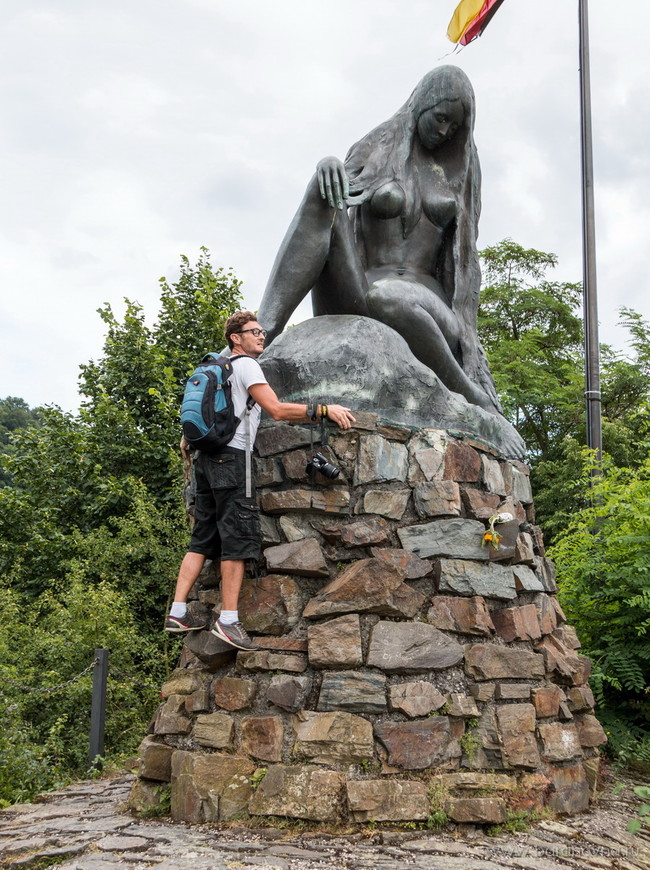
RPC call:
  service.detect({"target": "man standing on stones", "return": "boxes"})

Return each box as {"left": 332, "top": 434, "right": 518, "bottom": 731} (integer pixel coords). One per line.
{"left": 165, "top": 310, "right": 355, "bottom": 650}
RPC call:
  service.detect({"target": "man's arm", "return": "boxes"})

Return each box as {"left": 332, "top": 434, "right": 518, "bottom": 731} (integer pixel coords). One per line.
{"left": 248, "top": 383, "right": 355, "bottom": 430}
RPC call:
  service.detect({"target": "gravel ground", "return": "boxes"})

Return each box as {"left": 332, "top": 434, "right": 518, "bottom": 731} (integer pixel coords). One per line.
{"left": 1, "top": 769, "right": 649, "bottom": 870}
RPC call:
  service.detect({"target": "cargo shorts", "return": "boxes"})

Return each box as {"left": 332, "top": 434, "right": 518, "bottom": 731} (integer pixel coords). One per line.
{"left": 187, "top": 447, "right": 261, "bottom": 562}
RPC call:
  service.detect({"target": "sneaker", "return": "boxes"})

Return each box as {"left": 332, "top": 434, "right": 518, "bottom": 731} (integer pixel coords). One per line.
{"left": 165, "top": 610, "right": 209, "bottom": 633}
{"left": 211, "top": 619, "right": 260, "bottom": 651}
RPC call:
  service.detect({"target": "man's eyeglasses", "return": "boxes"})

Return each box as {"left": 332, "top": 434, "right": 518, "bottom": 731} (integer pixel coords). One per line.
{"left": 236, "top": 328, "right": 267, "bottom": 338}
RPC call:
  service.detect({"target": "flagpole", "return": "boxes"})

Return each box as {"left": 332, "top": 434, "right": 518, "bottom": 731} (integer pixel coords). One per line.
{"left": 578, "top": 0, "right": 602, "bottom": 465}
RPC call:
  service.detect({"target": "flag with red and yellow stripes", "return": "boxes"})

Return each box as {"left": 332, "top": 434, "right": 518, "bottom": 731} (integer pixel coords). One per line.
{"left": 447, "top": 0, "right": 506, "bottom": 46}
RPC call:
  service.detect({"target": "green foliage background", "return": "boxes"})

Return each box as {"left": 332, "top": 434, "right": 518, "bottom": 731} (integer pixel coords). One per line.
{"left": 478, "top": 239, "right": 650, "bottom": 541}
{"left": 479, "top": 240, "right": 650, "bottom": 769}
{"left": 0, "top": 250, "right": 242, "bottom": 805}
{"left": 550, "top": 456, "right": 650, "bottom": 767}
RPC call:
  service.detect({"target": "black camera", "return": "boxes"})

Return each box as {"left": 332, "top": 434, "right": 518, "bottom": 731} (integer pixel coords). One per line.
{"left": 305, "top": 452, "right": 340, "bottom": 480}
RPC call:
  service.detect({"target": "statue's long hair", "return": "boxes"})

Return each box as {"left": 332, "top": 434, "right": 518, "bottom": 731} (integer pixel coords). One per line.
{"left": 344, "top": 66, "right": 498, "bottom": 408}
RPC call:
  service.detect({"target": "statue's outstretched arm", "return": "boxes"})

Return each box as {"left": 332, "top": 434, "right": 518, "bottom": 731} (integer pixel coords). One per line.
{"left": 258, "top": 160, "right": 367, "bottom": 344}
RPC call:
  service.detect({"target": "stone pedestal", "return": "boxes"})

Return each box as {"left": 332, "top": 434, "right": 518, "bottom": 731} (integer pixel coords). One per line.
{"left": 132, "top": 416, "right": 606, "bottom": 826}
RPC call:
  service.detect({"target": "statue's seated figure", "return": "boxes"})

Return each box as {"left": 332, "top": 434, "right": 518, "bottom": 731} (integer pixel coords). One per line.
{"left": 258, "top": 65, "right": 500, "bottom": 417}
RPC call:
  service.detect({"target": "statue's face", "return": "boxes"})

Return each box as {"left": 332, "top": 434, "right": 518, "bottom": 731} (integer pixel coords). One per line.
{"left": 417, "top": 99, "right": 464, "bottom": 150}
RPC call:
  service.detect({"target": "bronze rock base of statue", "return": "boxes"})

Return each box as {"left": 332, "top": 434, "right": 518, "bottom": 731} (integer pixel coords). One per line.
{"left": 260, "top": 315, "right": 525, "bottom": 459}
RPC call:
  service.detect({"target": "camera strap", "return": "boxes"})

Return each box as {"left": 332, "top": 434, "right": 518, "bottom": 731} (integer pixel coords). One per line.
{"left": 243, "top": 396, "right": 255, "bottom": 499}
{"left": 308, "top": 404, "right": 328, "bottom": 490}
{"left": 309, "top": 420, "right": 316, "bottom": 489}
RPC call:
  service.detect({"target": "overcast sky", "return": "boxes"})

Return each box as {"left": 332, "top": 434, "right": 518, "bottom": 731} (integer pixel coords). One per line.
{"left": 2, "top": 0, "right": 648, "bottom": 411}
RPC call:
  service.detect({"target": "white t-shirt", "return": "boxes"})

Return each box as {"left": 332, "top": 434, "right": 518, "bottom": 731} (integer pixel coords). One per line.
{"left": 227, "top": 355, "right": 268, "bottom": 450}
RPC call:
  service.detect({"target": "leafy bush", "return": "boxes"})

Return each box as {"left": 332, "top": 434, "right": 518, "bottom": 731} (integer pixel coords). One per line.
{"left": 0, "top": 579, "right": 179, "bottom": 805}
{"left": 550, "top": 455, "right": 650, "bottom": 767}
{"left": 0, "top": 699, "right": 55, "bottom": 808}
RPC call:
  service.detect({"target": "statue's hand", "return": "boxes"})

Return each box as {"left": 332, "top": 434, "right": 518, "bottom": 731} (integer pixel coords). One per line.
{"left": 316, "top": 157, "right": 349, "bottom": 210}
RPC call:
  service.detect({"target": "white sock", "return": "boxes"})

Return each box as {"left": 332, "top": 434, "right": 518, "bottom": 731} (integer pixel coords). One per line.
{"left": 170, "top": 602, "right": 187, "bottom": 618}
{"left": 219, "top": 610, "right": 238, "bottom": 625}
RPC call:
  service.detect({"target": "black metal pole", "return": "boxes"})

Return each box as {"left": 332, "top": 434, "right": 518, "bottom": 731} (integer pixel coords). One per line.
{"left": 88, "top": 649, "right": 108, "bottom": 772}
{"left": 578, "top": 0, "right": 602, "bottom": 467}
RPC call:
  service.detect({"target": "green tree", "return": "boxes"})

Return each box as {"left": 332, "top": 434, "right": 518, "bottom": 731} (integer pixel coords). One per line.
{"left": 0, "top": 250, "right": 244, "bottom": 800}
{"left": 155, "top": 247, "right": 243, "bottom": 391}
{"left": 77, "top": 248, "right": 243, "bottom": 501}
{"left": 78, "top": 300, "right": 180, "bottom": 502}
{"left": 478, "top": 239, "right": 650, "bottom": 538}
{"left": 478, "top": 238, "right": 584, "bottom": 456}
{"left": 0, "top": 250, "right": 242, "bottom": 601}
{"left": 0, "top": 397, "right": 40, "bottom": 487}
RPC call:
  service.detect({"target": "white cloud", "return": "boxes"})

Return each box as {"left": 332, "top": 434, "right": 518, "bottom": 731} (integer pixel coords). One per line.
{"left": 1, "top": 0, "right": 649, "bottom": 408}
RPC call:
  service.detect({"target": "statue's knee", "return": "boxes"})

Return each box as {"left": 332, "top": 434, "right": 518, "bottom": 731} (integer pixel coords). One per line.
{"left": 300, "top": 173, "right": 334, "bottom": 215}
{"left": 367, "top": 285, "right": 401, "bottom": 321}
{"left": 306, "top": 173, "right": 321, "bottom": 197}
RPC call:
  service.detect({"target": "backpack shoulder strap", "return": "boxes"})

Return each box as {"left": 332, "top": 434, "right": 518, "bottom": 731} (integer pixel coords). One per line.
{"left": 198, "top": 354, "right": 235, "bottom": 384}
{"left": 227, "top": 354, "right": 258, "bottom": 496}
{"left": 228, "top": 354, "right": 258, "bottom": 411}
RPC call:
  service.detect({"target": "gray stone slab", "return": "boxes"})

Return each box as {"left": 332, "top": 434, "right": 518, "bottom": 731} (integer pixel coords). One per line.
{"left": 265, "top": 844, "right": 335, "bottom": 859}
{"left": 96, "top": 835, "right": 151, "bottom": 852}
{"left": 256, "top": 424, "right": 318, "bottom": 457}
{"left": 8, "top": 844, "right": 88, "bottom": 867}
{"left": 78, "top": 796, "right": 117, "bottom": 805}
{"left": 398, "top": 518, "right": 488, "bottom": 560}
{"left": 481, "top": 454, "right": 506, "bottom": 495}
{"left": 45, "top": 784, "right": 104, "bottom": 796}
{"left": 57, "top": 855, "right": 127, "bottom": 870}
{"left": 153, "top": 854, "right": 230, "bottom": 870}
{"left": 534, "top": 556, "right": 559, "bottom": 593}
{"left": 121, "top": 824, "right": 194, "bottom": 842}
{"left": 414, "top": 480, "right": 461, "bottom": 517}
{"left": 317, "top": 671, "right": 387, "bottom": 713}
{"left": 400, "top": 839, "right": 487, "bottom": 855}
{"left": 194, "top": 841, "right": 267, "bottom": 853}
{"left": 264, "top": 538, "right": 329, "bottom": 577}
{"left": 354, "top": 433, "right": 409, "bottom": 485}
{"left": 239, "top": 858, "right": 290, "bottom": 869}
{"left": 77, "top": 806, "right": 122, "bottom": 819}
{"left": 367, "top": 621, "right": 464, "bottom": 673}
{"left": 261, "top": 513, "right": 283, "bottom": 545}
{"left": 513, "top": 564, "right": 545, "bottom": 592}
{"left": 362, "top": 488, "right": 411, "bottom": 520}
{"left": 55, "top": 818, "right": 132, "bottom": 834}
{"left": 103, "top": 775, "right": 134, "bottom": 786}
{"left": 118, "top": 853, "right": 165, "bottom": 864}
{"left": 2, "top": 806, "right": 82, "bottom": 823}
{"left": 0, "top": 836, "right": 56, "bottom": 857}
{"left": 416, "top": 859, "right": 531, "bottom": 870}
{"left": 512, "top": 467, "right": 533, "bottom": 504}
{"left": 437, "top": 558, "right": 517, "bottom": 601}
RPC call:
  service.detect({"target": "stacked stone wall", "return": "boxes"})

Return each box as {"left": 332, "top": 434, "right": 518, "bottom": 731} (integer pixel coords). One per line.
{"left": 132, "top": 415, "right": 606, "bottom": 826}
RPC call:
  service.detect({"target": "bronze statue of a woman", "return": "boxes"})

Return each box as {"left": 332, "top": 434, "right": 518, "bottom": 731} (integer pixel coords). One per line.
{"left": 258, "top": 65, "right": 501, "bottom": 417}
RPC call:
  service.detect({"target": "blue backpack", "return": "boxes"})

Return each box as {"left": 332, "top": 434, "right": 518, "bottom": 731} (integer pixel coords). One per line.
{"left": 180, "top": 353, "right": 254, "bottom": 453}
